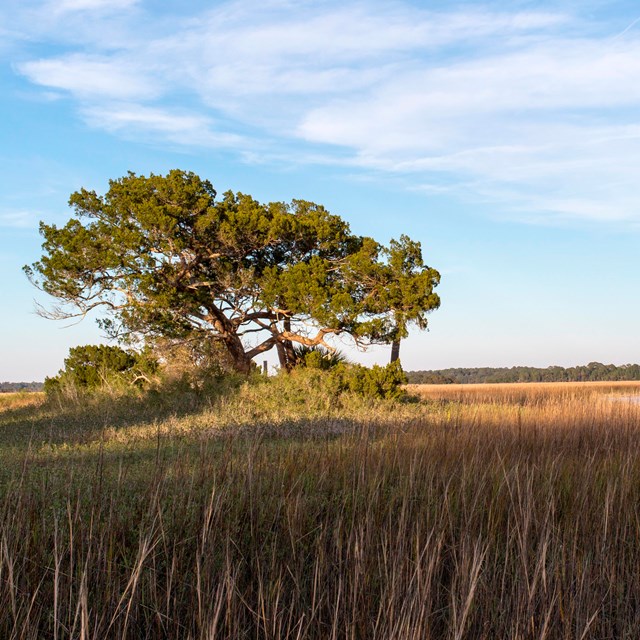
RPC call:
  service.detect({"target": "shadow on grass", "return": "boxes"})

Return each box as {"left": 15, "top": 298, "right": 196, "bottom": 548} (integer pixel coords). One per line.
{"left": 0, "top": 381, "right": 240, "bottom": 450}
{"left": 0, "top": 411, "right": 405, "bottom": 494}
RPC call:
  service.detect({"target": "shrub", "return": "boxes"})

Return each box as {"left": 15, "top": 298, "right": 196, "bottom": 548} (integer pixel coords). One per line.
{"left": 44, "top": 344, "right": 158, "bottom": 395}
{"left": 329, "top": 360, "right": 407, "bottom": 400}
{"left": 274, "top": 351, "right": 406, "bottom": 400}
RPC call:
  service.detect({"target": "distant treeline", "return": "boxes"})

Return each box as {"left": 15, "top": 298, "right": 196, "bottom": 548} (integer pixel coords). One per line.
{"left": 0, "top": 381, "right": 44, "bottom": 393}
{"left": 406, "top": 362, "right": 640, "bottom": 385}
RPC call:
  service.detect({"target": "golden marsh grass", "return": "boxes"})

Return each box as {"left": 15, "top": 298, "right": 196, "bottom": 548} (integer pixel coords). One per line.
{"left": 1, "top": 378, "right": 640, "bottom": 638}
{"left": 0, "top": 391, "right": 44, "bottom": 413}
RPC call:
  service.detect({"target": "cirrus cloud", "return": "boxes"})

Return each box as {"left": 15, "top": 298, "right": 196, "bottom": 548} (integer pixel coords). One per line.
{"left": 7, "top": 0, "right": 640, "bottom": 225}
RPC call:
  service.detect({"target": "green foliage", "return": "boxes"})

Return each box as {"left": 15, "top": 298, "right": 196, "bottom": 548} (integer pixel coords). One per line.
{"left": 268, "top": 354, "right": 406, "bottom": 400}
{"left": 329, "top": 361, "right": 407, "bottom": 399}
{"left": 376, "top": 235, "right": 441, "bottom": 339}
{"left": 26, "top": 170, "right": 440, "bottom": 373}
{"left": 292, "top": 345, "right": 348, "bottom": 370}
{"left": 44, "top": 344, "right": 158, "bottom": 394}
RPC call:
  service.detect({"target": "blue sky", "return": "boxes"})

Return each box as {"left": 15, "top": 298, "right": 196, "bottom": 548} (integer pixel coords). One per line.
{"left": 2, "top": 0, "right": 640, "bottom": 381}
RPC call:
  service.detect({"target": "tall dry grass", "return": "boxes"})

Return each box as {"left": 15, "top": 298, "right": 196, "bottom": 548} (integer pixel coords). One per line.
{"left": 1, "top": 379, "right": 640, "bottom": 638}
{"left": 0, "top": 392, "right": 44, "bottom": 413}
{"left": 409, "top": 379, "right": 640, "bottom": 404}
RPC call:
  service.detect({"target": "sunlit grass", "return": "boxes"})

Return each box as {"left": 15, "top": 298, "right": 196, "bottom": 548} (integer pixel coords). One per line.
{"left": 0, "top": 391, "right": 44, "bottom": 412}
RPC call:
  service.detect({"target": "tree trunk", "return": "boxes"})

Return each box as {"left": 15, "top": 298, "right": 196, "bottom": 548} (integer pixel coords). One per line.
{"left": 276, "top": 341, "right": 288, "bottom": 370}
{"left": 223, "top": 333, "right": 253, "bottom": 374}
{"left": 279, "top": 317, "right": 297, "bottom": 372}
{"left": 390, "top": 338, "right": 401, "bottom": 364}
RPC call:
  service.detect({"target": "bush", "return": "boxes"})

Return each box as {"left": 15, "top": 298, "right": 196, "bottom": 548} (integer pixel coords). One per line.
{"left": 44, "top": 344, "right": 158, "bottom": 395}
{"left": 278, "top": 350, "right": 405, "bottom": 400}
{"left": 329, "top": 360, "right": 407, "bottom": 400}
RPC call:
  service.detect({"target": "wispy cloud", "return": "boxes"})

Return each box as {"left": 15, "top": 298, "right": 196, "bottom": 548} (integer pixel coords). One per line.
{"left": 53, "top": 0, "right": 138, "bottom": 12}
{"left": 7, "top": 0, "right": 640, "bottom": 225}
{"left": 0, "top": 210, "right": 36, "bottom": 228}
{"left": 19, "top": 54, "right": 159, "bottom": 100}
{"left": 81, "top": 103, "right": 247, "bottom": 149}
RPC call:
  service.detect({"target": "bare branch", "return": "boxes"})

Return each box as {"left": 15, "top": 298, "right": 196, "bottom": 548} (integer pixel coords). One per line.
{"left": 245, "top": 337, "right": 278, "bottom": 360}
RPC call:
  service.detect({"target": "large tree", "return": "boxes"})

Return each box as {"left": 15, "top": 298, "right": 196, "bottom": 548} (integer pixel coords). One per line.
{"left": 25, "top": 170, "right": 440, "bottom": 372}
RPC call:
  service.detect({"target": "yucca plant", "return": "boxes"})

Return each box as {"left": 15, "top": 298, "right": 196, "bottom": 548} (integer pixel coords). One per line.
{"left": 292, "top": 345, "right": 349, "bottom": 370}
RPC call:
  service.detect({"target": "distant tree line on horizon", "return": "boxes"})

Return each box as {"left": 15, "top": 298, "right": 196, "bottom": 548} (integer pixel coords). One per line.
{"left": 8, "top": 362, "right": 640, "bottom": 391}
{"left": 0, "top": 381, "right": 43, "bottom": 393}
{"left": 407, "top": 362, "right": 640, "bottom": 384}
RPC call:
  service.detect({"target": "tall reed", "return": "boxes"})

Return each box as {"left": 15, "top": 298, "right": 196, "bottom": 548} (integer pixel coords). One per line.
{"left": 1, "top": 380, "right": 640, "bottom": 638}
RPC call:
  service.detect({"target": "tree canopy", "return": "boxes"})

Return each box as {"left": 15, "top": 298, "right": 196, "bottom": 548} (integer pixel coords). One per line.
{"left": 26, "top": 170, "right": 440, "bottom": 373}
{"left": 378, "top": 235, "right": 441, "bottom": 363}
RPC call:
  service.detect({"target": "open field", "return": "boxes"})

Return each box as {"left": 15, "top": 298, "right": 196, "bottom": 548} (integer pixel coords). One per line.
{"left": 2, "top": 377, "right": 640, "bottom": 638}
{"left": 409, "top": 379, "right": 640, "bottom": 402}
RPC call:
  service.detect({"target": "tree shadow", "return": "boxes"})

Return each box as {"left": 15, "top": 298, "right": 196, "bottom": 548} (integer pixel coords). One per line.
{"left": 0, "top": 377, "right": 409, "bottom": 451}
{"left": 0, "top": 409, "right": 404, "bottom": 492}
{"left": 0, "top": 383, "right": 235, "bottom": 451}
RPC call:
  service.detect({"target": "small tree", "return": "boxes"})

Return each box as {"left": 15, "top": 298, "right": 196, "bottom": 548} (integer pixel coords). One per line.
{"left": 44, "top": 344, "right": 157, "bottom": 393}
{"left": 381, "top": 235, "right": 440, "bottom": 364}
